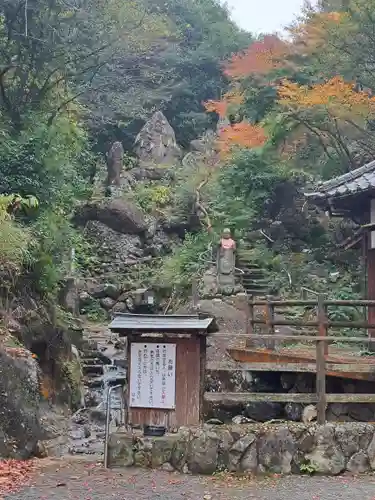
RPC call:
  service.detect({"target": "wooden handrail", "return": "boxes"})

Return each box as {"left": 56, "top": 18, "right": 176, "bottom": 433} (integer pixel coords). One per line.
{"left": 252, "top": 299, "right": 375, "bottom": 306}
{"left": 233, "top": 293, "right": 375, "bottom": 425}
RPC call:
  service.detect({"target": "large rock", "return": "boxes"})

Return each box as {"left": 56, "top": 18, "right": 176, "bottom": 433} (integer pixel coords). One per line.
{"left": 134, "top": 111, "right": 181, "bottom": 165}
{"left": 190, "top": 130, "right": 217, "bottom": 154}
{"left": 304, "top": 425, "right": 346, "bottom": 475}
{"left": 0, "top": 349, "right": 42, "bottom": 459}
{"left": 74, "top": 199, "right": 147, "bottom": 235}
{"left": 131, "top": 166, "right": 174, "bottom": 182}
{"left": 187, "top": 429, "right": 219, "bottom": 474}
{"left": 229, "top": 433, "right": 256, "bottom": 471}
{"left": 258, "top": 427, "right": 295, "bottom": 474}
{"left": 245, "top": 402, "right": 283, "bottom": 422}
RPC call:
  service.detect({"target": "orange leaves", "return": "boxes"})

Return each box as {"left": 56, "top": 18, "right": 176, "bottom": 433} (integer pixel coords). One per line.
{"left": 204, "top": 91, "right": 266, "bottom": 158}
{"left": 204, "top": 90, "right": 244, "bottom": 118}
{"left": 217, "top": 122, "right": 267, "bottom": 158}
{"left": 289, "top": 11, "right": 345, "bottom": 54}
{"left": 204, "top": 100, "right": 228, "bottom": 118}
{"left": 0, "top": 459, "right": 35, "bottom": 496}
{"left": 278, "top": 76, "right": 375, "bottom": 119}
{"left": 223, "top": 35, "right": 289, "bottom": 79}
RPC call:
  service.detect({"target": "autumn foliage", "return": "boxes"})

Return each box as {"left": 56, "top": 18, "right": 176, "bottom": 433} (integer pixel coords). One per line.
{"left": 0, "top": 459, "right": 35, "bottom": 496}
{"left": 289, "top": 12, "right": 345, "bottom": 54}
{"left": 217, "top": 122, "right": 267, "bottom": 157}
{"left": 278, "top": 76, "right": 375, "bottom": 119}
{"left": 223, "top": 35, "right": 289, "bottom": 79}
{"left": 204, "top": 91, "right": 244, "bottom": 118}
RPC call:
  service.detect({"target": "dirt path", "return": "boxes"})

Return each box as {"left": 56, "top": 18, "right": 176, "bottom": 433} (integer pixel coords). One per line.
{"left": 5, "top": 459, "right": 375, "bottom": 500}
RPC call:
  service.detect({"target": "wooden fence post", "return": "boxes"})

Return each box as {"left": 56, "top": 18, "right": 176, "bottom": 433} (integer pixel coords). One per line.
{"left": 265, "top": 296, "right": 275, "bottom": 350}
{"left": 316, "top": 338, "right": 327, "bottom": 424}
{"left": 317, "top": 294, "right": 328, "bottom": 356}
{"left": 245, "top": 296, "right": 254, "bottom": 348}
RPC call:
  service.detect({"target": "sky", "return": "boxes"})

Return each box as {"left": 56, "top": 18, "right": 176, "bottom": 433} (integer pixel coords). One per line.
{"left": 224, "top": 0, "right": 309, "bottom": 34}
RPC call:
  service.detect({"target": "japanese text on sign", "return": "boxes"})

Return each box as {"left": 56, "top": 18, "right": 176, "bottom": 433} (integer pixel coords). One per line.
{"left": 130, "top": 343, "right": 176, "bottom": 409}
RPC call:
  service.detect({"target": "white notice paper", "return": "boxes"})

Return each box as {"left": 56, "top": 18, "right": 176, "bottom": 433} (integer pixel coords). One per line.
{"left": 129, "top": 343, "right": 176, "bottom": 409}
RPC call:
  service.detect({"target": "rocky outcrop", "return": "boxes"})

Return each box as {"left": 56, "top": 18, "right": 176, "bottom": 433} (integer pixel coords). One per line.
{"left": 134, "top": 111, "right": 181, "bottom": 165}
{"left": 74, "top": 199, "right": 147, "bottom": 235}
{"left": 0, "top": 348, "right": 42, "bottom": 459}
{"left": 109, "top": 422, "right": 375, "bottom": 475}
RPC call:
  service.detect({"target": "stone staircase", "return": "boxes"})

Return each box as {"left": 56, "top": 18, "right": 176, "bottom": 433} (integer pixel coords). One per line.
{"left": 67, "top": 325, "right": 127, "bottom": 456}
{"left": 236, "top": 256, "right": 270, "bottom": 297}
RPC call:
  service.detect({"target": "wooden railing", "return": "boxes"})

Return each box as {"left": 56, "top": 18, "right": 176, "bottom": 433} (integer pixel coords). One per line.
{"left": 204, "top": 296, "right": 375, "bottom": 424}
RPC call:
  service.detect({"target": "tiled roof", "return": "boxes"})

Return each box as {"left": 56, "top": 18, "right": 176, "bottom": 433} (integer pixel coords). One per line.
{"left": 304, "top": 159, "right": 375, "bottom": 200}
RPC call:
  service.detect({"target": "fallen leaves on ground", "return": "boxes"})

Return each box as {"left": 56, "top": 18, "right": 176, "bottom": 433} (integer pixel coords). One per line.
{"left": 0, "top": 459, "right": 35, "bottom": 498}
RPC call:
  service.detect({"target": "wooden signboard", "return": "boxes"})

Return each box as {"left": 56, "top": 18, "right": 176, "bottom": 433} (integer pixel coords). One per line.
{"left": 129, "top": 342, "right": 176, "bottom": 409}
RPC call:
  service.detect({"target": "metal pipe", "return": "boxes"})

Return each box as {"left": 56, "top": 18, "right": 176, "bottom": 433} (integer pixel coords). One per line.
{"left": 104, "top": 384, "right": 122, "bottom": 469}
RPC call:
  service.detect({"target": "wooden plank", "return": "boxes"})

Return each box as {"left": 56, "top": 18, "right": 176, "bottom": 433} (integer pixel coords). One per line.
{"left": 316, "top": 338, "right": 326, "bottom": 424}
{"left": 204, "top": 392, "right": 375, "bottom": 404}
{"left": 210, "top": 333, "right": 371, "bottom": 343}
{"left": 206, "top": 361, "right": 375, "bottom": 373}
{"left": 251, "top": 319, "right": 375, "bottom": 328}
{"left": 251, "top": 300, "right": 375, "bottom": 306}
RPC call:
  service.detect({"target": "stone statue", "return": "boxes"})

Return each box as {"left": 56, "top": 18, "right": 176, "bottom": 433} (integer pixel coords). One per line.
{"left": 216, "top": 228, "right": 236, "bottom": 294}
{"left": 106, "top": 141, "right": 124, "bottom": 187}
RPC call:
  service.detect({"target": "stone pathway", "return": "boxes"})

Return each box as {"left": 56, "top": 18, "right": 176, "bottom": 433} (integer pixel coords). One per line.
{"left": 5, "top": 460, "right": 375, "bottom": 500}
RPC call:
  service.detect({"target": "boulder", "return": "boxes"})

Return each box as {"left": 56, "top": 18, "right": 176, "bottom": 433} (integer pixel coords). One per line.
{"left": 304, "top": 425, "right": 346, "bottom": 475}
{"left": 245, "top": 402, "right": 283, "bottom": 422}
{"left": 187, "top": 429, "right": 219, "bottom": 474}
{"left": 131, "top": 166, "right": 174, "bottom": 181}
{"left": 112, "top": 302, "right": 128, "bottom": 314}
{"left": 134, "top": 111, "right": 181, "bottom": 165}
{"left": 335, "top": 423, "right": 373, "bottom": 458}
{"left": 108, "top": 433, "right": 134, "bottom": 467}
{"left": 103, "top": 283, "right": 121, "bottom": 300}
{"left": 74, "top": 199, "right": 147, "bottom": 235}
{"left": 258, "top": 427, "right": 295, "bottom": 474}
{"left": 190, "top": 130, "right": 217, "bottom": 153}
{"left": 100, "top": 297, "right": 116, "bottom": 310}
{"left": 229, "top": 433, "right": 256, "bottom": 471}
{"left": 0, "top": 349, "right": 42, "bottom": 459}
{"left": 347, "top": 451, "right": 370, "bottom": 473}
{"left": 134, "top": 435, "right": 178, "bottom": 468}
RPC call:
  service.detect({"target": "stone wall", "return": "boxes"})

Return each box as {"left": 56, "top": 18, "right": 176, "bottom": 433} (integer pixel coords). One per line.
{"left": 109, "top": 422, "right": 375, "bottom": 475}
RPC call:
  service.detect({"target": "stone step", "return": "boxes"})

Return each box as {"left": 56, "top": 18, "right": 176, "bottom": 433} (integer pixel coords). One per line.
{"left": 82, "top": 364, "right": 104, "bottom": 376}
{"left": 84, "top": 377, "right": 104, "bottom": 388}
{"left": 80, "top": 357, "right": 107, "bottom": 366}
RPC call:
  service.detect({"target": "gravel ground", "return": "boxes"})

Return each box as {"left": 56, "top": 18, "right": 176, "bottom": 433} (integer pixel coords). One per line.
{"left": 5, "top": 460, "right": 375, "bottom": 500}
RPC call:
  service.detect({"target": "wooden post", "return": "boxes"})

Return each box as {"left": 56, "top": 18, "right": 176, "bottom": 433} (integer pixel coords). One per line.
{"left": 265, "top": 296, "right": 275, "bottom": 350}
{"left": 317, "top": 294, "right": 328, "bottom": 356}
{"left": 199, "top": 335, "right": 207, "bottom": 423}
{"left": 316, "top": 339, "right": 326, "bottom": 424}
{"left": 245, "top": 296, "right": 254, "bottom": 348}
{"left": 247, "top": 296, "right": 254, "bottom": 335}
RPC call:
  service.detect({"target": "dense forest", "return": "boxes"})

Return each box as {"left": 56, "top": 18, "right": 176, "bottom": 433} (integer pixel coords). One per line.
{"left": 0, "top": 0, "right": 375, "bottom": 414}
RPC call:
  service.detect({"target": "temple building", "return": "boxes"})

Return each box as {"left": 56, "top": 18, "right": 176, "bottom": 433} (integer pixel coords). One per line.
{"left": 305, "top": 159, "right": 375, "bottom": 327}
